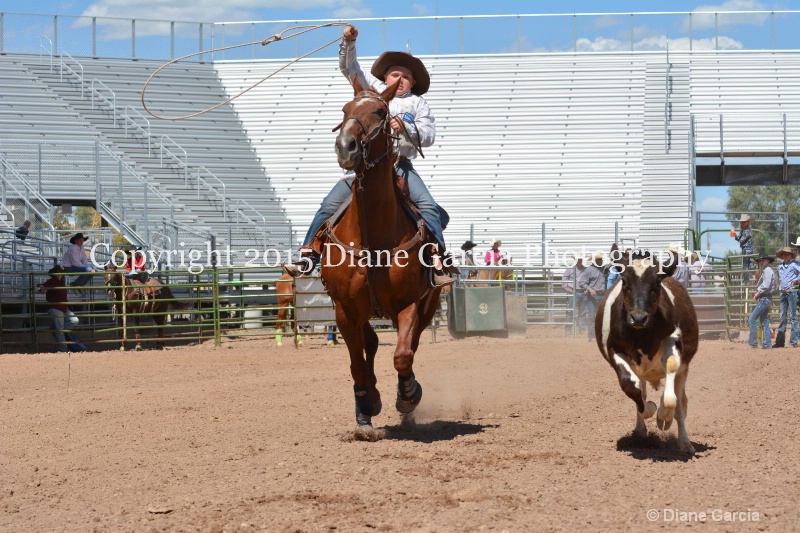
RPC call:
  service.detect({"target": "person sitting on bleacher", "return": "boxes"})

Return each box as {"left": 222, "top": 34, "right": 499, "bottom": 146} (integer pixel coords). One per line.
{"left": 15, "top": 220, "right": 31, "bottom": 241}
{"left": 61, "top": 232, "right": 95, "bottom": 294}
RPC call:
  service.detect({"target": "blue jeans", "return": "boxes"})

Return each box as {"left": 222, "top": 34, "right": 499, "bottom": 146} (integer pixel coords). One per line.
{"left": 748, "top": 297, "right": 772, "bottom": 348}
{"left": 585, "top": 292, "right": 604, "bottom": 339}
{"left": 65, "top": 265, "right": 92, "bottom": 287}
{"left": 779, "top": 290, "right": 799, "bottom": 346}
{"left": 574, "top": 293, "right": 587, "bottom": 333}
{"left": 48, "top": 308, "right": 79, "bottom": 352}
{"left": 303, "top": 161, "right": 445, "bottom": 251}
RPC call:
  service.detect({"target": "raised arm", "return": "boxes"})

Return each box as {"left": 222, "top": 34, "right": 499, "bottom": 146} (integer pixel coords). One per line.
{"left": 339, "top": 26, "right": 376, "bottom": 91}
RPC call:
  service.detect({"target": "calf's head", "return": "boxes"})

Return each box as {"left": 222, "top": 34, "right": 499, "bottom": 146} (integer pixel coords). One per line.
{"left": 617, "top": 251, "right": 677, "bottom": 329}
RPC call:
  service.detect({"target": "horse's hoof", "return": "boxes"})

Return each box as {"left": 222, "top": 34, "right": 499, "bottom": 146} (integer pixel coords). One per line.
{"left": 396, "top": 383, "right": 423, "bottom": 414}
{"left": 400, "top": 412, "right": 416, "bottom": 429}
{"left": 678, "top": 439, "right": 696, "bottom": 454}
{"left": 353, "top": 423, "right": 384, "bottom": 442}
{"left": 396, "top": 374, "right": 422, "bottom": 414}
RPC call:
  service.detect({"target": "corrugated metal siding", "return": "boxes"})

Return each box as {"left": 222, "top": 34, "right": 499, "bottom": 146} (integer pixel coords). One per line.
{"left": 217, "top": 53, "right": 647, "bottom": 262}
{"left": 215, "top": 50, "right": 800, "bottom": 263}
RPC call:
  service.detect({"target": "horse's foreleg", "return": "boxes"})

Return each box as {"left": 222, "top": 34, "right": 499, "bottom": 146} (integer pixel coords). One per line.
{"left": 134, "top": 316, "right": 142, "bottom": 351}
{"left": 156, "top": 315, "right": 166, "bottom": 350}
{"left": 275, "top": 308, "right": 285, "bottom": 347}
{"left": 362, "top": 323, "right": 382, "bottom": 417}
{"left": 336, "top": 307, "right": 373, "bottom": 429}
{"left": 394, "top": 303, "right": 422, "bottom": 414}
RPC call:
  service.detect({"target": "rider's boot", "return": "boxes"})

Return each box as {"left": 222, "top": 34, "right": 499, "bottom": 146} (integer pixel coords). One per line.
{"left": 432, "top": 252, "right": 455, "bottom": 287}
{"left": 282, "top": 249, "right": 320, "bottom": 278}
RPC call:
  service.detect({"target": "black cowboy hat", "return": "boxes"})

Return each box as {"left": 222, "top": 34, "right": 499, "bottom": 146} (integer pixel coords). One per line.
{"left": 371, "top": 51, "right": 430, "bottom": 96}
{"left": 69, "top": 232, "right": 87, "bottom": 244}
{"left": 757, "top": 253, "right": 775, "bottom": 263}
{"left": 48, "top": 265, "right": 65, "bottom": 276}
{"left": 461, "top": 240, "right": 477, "bottom": 251}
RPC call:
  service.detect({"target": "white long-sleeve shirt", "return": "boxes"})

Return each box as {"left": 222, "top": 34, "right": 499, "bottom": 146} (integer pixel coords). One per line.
{"left": 339, "top": 40, "right": 435, "bottom": 161}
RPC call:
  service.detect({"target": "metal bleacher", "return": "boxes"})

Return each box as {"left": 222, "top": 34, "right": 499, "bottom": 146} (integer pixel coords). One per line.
{"left": 19, "top": 54, "right": 293, "bottom": 251}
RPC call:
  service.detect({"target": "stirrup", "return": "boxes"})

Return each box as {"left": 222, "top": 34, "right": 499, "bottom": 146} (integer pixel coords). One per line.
{"left": 281, "top": 255, "right": 317, "bottom": 278}
{"left": 433, "top": 269, "right": 455, "bottom": 287}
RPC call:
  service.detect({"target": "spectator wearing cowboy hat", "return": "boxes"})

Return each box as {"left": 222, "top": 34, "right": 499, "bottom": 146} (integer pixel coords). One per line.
{"left": 733, "top": 214, "right": 754, "bottom": 283}
{"left": 61, "top": 232, "right": 95, "bottom": 292}
{"left": 775, "top": 246, "right": 800, "bottom": 348}
{"left": 37, "top": 266, "right": 84, "bottom": 352}
{"left": 460, "top": 240, "right": 477, "bottom": 279}
{"left": 563, "top": 253, "right": 587, "bottom": 334}
{"left": 792, "top": 236, "right": 800, "bottom": 266}
{"left": 283, "top": 24, "right": 452, "bottom": 286}
{"left": 748, "top": 253, "right": 776, "bottom": 349}
{"left": 484, "top": 238, "right": 503, "bottom": 266}
{"left": 578, "top": 251, "right": 607, "bottom": 341}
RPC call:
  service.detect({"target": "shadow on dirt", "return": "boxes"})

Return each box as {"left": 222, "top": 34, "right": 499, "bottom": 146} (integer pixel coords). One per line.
{"left": 616, "top": 432, "right": 716, "bottom": 462}
{"left": 382, "top": 420, "right": 497, "bottom": 443}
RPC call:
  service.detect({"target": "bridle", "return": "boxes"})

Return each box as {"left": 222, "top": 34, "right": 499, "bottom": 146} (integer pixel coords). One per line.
{"left": 333, "top": 91, "right": 396, "bottom": 178}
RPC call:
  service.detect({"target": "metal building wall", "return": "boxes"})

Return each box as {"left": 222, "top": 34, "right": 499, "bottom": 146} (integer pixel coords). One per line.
{"left": 215, "top": 50, "right": 800, "bottom": 264}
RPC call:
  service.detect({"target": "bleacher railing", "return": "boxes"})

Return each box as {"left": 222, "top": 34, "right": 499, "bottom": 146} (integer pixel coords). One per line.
{"left": 0, "top": 11, "right": 799, "bottom": 60}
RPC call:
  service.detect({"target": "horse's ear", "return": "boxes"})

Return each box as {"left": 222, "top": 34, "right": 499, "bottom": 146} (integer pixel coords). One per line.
{"left": 352, "top": 75, "right": 365, "bottom": 96}
{"left": 381, "top": 80, "right": 400, "bottom": 102}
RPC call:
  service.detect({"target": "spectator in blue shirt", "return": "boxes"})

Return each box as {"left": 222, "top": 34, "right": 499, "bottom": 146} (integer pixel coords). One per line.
{"left": 775, "top": 247, "right": 800, "bottom": 348}
{"left": 748, "top": 254, "right": 776, "bottom": 349}
{"left": 15, "top": 220, "right": 31, "bottom": 241}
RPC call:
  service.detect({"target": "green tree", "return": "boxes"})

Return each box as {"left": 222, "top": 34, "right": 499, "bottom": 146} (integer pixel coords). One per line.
{"left": 726, "top": 186, "right": 800, "bottom": 252}
{"left": 74, "top": 206, "right": 101, "bottom": 229}
{"left": 52, "top": 210, "right": 72, "bottom": 231}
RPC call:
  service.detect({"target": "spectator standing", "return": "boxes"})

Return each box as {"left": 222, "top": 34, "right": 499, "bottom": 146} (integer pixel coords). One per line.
{"left": 733, "top": 214, "right": 754, "bottom": 283}
{"left": 37, "top": 266, "right": 84, "bottom": 352}
{"left": 461, "top": 240, "right": 477, "bottom": 279}
{"left": 689, "top": 252, "right": 712, "bottom": 292}
{"left": 61, "top": 232, "right": 95, "bottom": 293}
{"left": 793, "top": 236, "right": 800, "bottom": 266}
{"left": 668, "top": 243, "right": 690, "bottom": 287}
{"left": 484, "top": 238, "right": 503, "bottom": 265}
{"left": 15, "top": 220, "right": 31, "bottom": 241}
{"left": 578, "top": 251, "right": 606, "bottom": 341}
{"left": 748, "top": 254, "right": 776, "bottom": 349}
{"left": 563, "top": 253, "right": 586, "bottom": 334}
{"left": 606, "top": 243, "right": 621, "bottom": 289}
{"left": 774, "top": 247, "right": 800, "bottom": 348}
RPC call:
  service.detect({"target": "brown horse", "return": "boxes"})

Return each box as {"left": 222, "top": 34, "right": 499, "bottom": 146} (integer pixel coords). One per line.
{"left": 474, "top": 256, "right": 515, "bottom": 288}
{"left": 103, "top": 264, "right": 187, "bottom": 350}
{"left": 317, "top": 78, "right": 441, "bottom": 433}
{"left": 275, "top": 273, "right": 302, "bottom": 347}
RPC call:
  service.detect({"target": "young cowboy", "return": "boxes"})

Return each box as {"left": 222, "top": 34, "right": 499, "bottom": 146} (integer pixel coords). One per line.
{"left": 283, "top": 25, "right": 452, "bottom": 286}
{"left": 775, "top": 246, "right": 800, "bottom": 348}
{"left": 748, "top": 253, "right": 776, "bottom": 349}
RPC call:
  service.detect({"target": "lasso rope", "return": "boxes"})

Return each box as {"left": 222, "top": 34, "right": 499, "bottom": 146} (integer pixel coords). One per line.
{"left": 141, "top": 22, "right": 352, "bottom": 121}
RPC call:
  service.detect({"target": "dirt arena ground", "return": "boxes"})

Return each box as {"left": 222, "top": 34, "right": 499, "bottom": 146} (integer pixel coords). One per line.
{"left": 1, "top": 328, "right": 798, "bottom": 532}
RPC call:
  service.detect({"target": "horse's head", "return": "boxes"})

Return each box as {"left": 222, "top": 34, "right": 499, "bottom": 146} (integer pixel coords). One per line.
{"left": 333, "top": 77, "right": 400, "bottom": 170}
{"left": 103, "top": 263, "right": 122, "bottom": 299}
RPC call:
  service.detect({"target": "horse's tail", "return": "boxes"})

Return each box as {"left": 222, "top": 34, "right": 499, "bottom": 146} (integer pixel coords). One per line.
{"left": 159, "top": 286, "right": 191, "bottom": 310}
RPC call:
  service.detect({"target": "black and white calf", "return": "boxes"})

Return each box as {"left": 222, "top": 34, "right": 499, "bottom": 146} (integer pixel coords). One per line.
{"left": 595, "top": 251, "right": 699, "bottom": 453}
